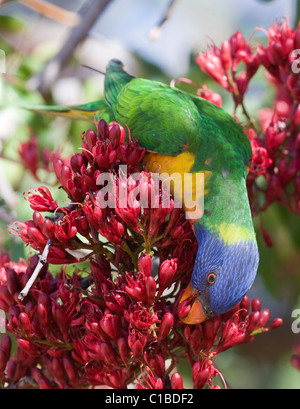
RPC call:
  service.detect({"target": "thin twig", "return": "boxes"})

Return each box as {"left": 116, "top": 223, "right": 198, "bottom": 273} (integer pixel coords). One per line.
{"left": 28, "top": 0, "right": 113, "bottom": 96}
{"left": 295, "top": 0, "right": 300, "bottom": 28}
{"left": 19, "top": 0, "right": 80, "bottom": 27}
{"left": 18, "top": 239, "right": 52, "bottom": 300}
{"left": 148, "top": 0, "right": 177, "bottom": 41}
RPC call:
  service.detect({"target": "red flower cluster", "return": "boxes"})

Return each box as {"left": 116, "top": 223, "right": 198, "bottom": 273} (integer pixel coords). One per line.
{"left": 0, "top": 119, "right": 282, "bottom": 389}
{"left": 196, "top": 30, "right": 259, "bottom": 106}
{"left": 195, "top": 19, "right": 300, "bottom": 217}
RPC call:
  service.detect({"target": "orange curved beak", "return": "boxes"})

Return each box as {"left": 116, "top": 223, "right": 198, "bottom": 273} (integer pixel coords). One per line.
{"left": 179, "top": 283, "right": 208, "bottom": 325}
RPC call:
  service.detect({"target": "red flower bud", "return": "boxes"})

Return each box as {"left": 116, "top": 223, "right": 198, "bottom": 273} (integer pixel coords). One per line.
{"left": 17, "top": 339, "right": 38, "bottom": 356}
{"left": 247, "top": 311, "right": 261, "bottom": 334}
{"left": 144, "top": 276, "right": 156, "bottom": 306}
{"left": 259, "top": 309, "right": 271, "bottom": 328}
{"left": 269, "top": 317, "right": 283, "bottom": 330}
{"left": 6, "top": 268, "right": 19, "bottom": 296}
{"left": 62, "top": 356, "right": 78, "bottom": 384}
{"left": 31, "top": 367, "right": 52, "bottom": 389}
{"left": 251, "top": 297, "right": 261, "bottom": 312}
{"left": 1, "top": 335, "right": 11, "bottom": 359}
{"left": 138, "top": 253, "right": 152, "bottom": 277}
{"left": 221, "top": 40, "right": 232, "bottom": 71}
{"left": 18, "top": 312, "right": 31, "bottom": 336}
{"left": 158, "top": 312, "right": 174, "bottom": 341}
{"left": 43, "top": 219, "right": 55, "bottom": 240}
{"left": 117, "top": 337, "right": 128, "bottom": 364}
{"left": 171, "top": 372, "right": 183, "bottom": 389}
{"left": 49, "top": 357, "right": 65, "bottom": 386}
{"left": 85, "top": 128, "right": 97, "bottom": 151}
{"left": 70, "top": 153, "right": 88, "bottom": 173}
{"left": 108, "top": 122, "right": 125, "bottom": 147}
{"left": 0, "top": 349, "right": 8, "bottom": 373}
{"left": 100, "top": 342, "right": 119, "bottom": 367}
{"left": 27, "top": 226, "right": 46, "bottom": 248}
{"left": 158, "top": 258, "right": 178, "bottom": 296}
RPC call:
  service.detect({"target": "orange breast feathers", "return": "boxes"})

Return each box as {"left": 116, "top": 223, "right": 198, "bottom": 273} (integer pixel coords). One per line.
{"left": 143, "top": 152, "right": 211, "bottom": 220}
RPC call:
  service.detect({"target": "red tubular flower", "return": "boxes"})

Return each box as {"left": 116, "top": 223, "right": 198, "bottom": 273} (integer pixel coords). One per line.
{"left": 53, "top": 216, "right": 77, "bottom": 244}
{"left": 98, "top": 216, "right": 124, "bottom": 244}
{"left": 196, "top": 30, "right": 259, "bottom": 105}
{"left": 192, "top": 359, "right": 216, "bottom": 389}
{"left": 195, "top": 47, "right": 228, "bottom": 89}
{"left": 124, "top": 303, "right": 158, "bottom": 331}
{"left": 128, "top": 329, "right": 147, "bottom": 360}
{"left": 158, "top": 258, "right": 178, "bottom": 296}
{"left": 145, "top": 276, "right": 156, "bottom": 305}
{"left": 197, "top": 85, "right": 222, "bottom": 107}
{"left": 24, "top": 187, "right": 58, "bottom": 212}
{"left": 158, "top": 312, "right": 174, "bottom": 341}
{"left": 144, "top": 350, "right": 165, "bottom": 378}
{"left": 99, "top": 310, "right": 121, "bottom": 340}
{"left": 115, "top": 192, "right": 141, "bottom": 232}
{"left": 135, "top": 366, "right": 163, "bottom": 389}
{"left": 125, "top": 273, "right": 148, "bottom": 304}
{"left": 137, "top": 253, "right": 152, "bottom": 277}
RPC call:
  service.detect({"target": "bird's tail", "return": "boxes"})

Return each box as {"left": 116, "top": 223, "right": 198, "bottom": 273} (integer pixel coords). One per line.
{"left": 24, "top": 99, "right": 112, "bottom": 123}
{"left": 24, "top": 59, "right": 132, "bottom": 123}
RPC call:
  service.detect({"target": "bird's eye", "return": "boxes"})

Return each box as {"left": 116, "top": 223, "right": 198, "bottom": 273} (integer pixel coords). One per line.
{"left": 207, "top": 272, "right": 217, "bottom": 285}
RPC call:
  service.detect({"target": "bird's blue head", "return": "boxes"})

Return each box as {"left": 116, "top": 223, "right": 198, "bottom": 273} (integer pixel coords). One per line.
{"left": 180, "top": 224, "right": 259, "bottom": 324}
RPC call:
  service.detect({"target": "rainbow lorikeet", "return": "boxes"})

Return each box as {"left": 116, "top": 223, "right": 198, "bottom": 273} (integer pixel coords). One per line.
{"left": 28, "top": 59, "right": 259, "bottom": 324}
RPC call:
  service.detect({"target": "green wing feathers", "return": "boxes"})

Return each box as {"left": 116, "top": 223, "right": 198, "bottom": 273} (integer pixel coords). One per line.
{"left": 111, "top": 79, "right": 200, "bottom": 156}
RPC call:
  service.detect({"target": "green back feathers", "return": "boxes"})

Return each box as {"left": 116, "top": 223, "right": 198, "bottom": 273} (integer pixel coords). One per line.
{"left": 104, "top": 60, "right": 251, "bottom": 177}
